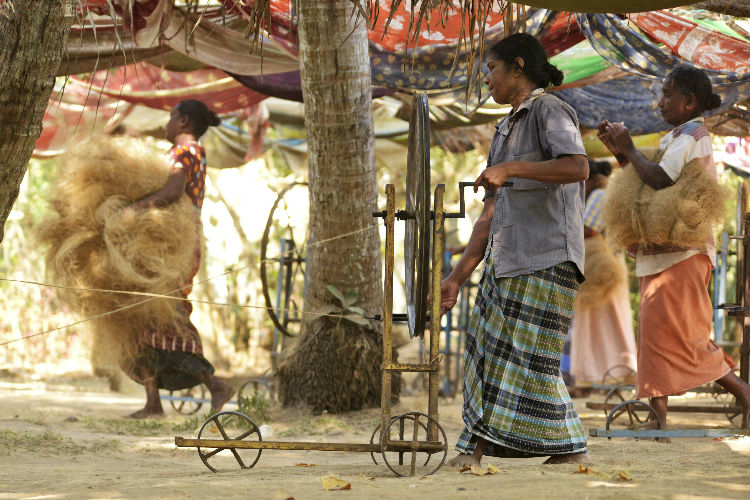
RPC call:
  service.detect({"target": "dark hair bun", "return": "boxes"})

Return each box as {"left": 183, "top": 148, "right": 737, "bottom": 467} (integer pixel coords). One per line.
{"left": 666, "top": 65, "right": 721, "bottom": 114}
{"left": 176, "top": 99, "right": 220, "bottom": 137}
{"left": 489, "top": 34, "right": 563, "bottom": 88}
{"left": 707, "top": 93, "right": 721, "bottom": 111}
{"left": 546, "top": 62, "right": 564, "bottom": 87}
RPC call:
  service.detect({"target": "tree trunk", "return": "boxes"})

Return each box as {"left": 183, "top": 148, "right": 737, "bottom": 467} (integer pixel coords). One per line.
{"left": 692, "top": 1, "right": 750, "bottom": 18}
{"left": 0, "top": 1, "right": 74, "bottom": 243}
{"left": 277, "top": 0, "right": 397, "bottom": 412}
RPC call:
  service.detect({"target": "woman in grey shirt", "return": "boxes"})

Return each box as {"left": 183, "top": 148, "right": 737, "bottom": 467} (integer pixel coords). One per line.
{"left": 439, "top": 33, "right": 590, "bottom": 466}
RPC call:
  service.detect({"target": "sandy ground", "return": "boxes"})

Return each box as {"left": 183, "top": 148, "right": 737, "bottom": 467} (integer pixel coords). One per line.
{"left": 0, "top": 370, "right": 748, "bottom": 500}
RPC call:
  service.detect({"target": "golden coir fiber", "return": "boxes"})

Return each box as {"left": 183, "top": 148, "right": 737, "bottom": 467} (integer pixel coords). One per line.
{"left": 603, "top": 157, "right": 727, "bottom": 249}
{"left": 575, "top": 235, "right": 627, "bottom": 310}
{"left": 35, "top": 136, "right": 199, "bottom": 363}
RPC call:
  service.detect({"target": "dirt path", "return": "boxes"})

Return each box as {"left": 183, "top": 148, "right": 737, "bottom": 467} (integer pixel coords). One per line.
{"left": 0, "top": 371, "right": 747, "bottom": 500}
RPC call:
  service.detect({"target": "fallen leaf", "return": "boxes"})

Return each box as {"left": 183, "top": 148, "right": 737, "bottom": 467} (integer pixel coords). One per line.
{"left": 470, "top": 466, "right": 488, "bottom": 476}
{"left": 459, "top": 466, "right": 472, "bottom": 473}
{"left": 615, "top": 470, "right": 631, "bottom": 482}
{"left": 487, "top": 464, "right": 499, "bottom": 475}
{"left": 573, "top": 465, "right": 609, "bottom": 478}
{"left": 296, "top": 463, "right": 316, "bottom": 467}
{"left": 321, "top": 476, "right": 351, "bottom": 491}
{"left": 359, "top": 473, "right": 375, "bottom": 481}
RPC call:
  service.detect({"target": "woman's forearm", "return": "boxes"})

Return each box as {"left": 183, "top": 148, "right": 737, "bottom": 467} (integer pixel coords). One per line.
{"left": 501, "top": 154, "right": 589, "bottom": 184}
{"left": 622, "top": 146, "right": 674, "bottom": 190}
{"left": 445, "top": 201, "right": 493, "bottom": 286}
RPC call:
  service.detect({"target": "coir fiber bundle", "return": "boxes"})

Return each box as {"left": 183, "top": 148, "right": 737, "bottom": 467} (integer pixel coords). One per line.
{"left": 603, "top": 155, "right": 727, "bottom": 249}
{"left": 575, "top": 235, "right": 627, "bottom": 310}
{"left": 35, "top": 136, "right": 199, "bottom": 364}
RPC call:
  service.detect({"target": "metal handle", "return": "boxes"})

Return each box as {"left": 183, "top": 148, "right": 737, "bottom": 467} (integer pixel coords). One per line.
{"left": 444, "top": 181, "right": 512, "bottom": 219}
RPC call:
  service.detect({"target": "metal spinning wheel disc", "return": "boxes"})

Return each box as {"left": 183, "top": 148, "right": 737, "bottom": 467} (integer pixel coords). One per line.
{"left": 404, "top": 93, "right": 431, "bottom": 338}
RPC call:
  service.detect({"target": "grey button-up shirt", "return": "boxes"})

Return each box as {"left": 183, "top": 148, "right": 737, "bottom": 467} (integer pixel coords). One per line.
{"left": 486, "top": 89, "right": 586, "bottom": 281}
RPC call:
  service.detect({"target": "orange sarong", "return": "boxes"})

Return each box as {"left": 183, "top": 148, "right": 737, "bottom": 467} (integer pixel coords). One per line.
{"left": 636, "top": 254, "right": 734, "bottom": 398}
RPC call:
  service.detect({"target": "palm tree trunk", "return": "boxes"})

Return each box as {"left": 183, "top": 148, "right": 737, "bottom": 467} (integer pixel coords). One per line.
{"left": 277, "top": 0, "right": 396, "bottom": 412}
{"left": 0, "top": 0, "right": 75, "bottom": 243}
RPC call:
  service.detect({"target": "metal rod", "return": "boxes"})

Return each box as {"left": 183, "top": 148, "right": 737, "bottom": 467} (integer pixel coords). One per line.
{"left": 428, "top": 185, "right": 445, "bottom": 441}
{"left": 586, "top": 402, "right": 742, "bottom": 413}
{"left": 381, "top": 184, "right": 395, "bottom": 446}
{"left": 382, "top": 362, "right": 439, "bottom": 372}
{"left": 590, "top": 428, "right": 749, "bottom": 438}
{"left": 174, "top": 437, "right": 446, "bottom": 453}
{"left": 742, "top": 209, "right": 750, "bottom": 384}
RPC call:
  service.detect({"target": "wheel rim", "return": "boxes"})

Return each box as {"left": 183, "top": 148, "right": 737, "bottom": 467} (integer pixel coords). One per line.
{"left": 259, "top": 182, "right": 308, "bottom": 339}
{"left": 380, "top": 411, "right": 447, "bottom": 477}
{"left": 196, "top": 411, "right": 263, "bottom": 473}
{"left": 404, "top": 93, "right": 431, "bottom": 339}
{"left": 169, "top": 384, "right": 206, "bottom": 415}
{"left": 605, "top": 400, "right": 661, "bottom": 433}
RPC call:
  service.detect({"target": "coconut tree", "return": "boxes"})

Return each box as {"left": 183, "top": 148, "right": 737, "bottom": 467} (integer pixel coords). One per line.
{"left": 274, "top": 0, "right": 387, "bottom": 412}
{"left": 0, "top": 1, "right": 75, "bottom": 244}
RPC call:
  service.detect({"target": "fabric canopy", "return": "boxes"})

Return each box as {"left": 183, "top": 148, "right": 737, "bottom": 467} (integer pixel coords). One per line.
{"left": 519, "top": 0, "right": 691, "bottom": 13}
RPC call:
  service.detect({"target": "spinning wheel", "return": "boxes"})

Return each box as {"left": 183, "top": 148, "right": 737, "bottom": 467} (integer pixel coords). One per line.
{"left": 379, "top": 412, "right": 447, "bottom": 477}
{"left": 260, "top": 182, "right": 309, "bottom": 338}
{"left": 403, "top": 94, "right": 432, "bottom": 338}
{"left": 195, "top": 411, "right": 263, "bottom": 473}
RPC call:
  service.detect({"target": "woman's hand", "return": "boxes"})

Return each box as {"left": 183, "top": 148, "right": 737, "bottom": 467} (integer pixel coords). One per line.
{"left": 428, "top": 277, "right": 462, "bottom": 316}
{"left": 597, "top": 120, "right": 621, "bottom": 154}
{"left": 606, "top": 122, "right": 635, "bottom": 153}
{"left": 474, "top": 163, "right": 511, "bottom": 192}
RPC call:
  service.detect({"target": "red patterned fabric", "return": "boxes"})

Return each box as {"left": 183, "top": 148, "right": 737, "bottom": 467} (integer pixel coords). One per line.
{"left": 168, "top": 142, "right": 207, "bottom": 210}
{"left": 630, "top": 11, "right": 750, "bottom": 74}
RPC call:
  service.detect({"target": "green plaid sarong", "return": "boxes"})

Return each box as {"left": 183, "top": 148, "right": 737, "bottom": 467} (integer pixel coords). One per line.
{"left": 456, "top": 252, "right": 587, "bottom": 457}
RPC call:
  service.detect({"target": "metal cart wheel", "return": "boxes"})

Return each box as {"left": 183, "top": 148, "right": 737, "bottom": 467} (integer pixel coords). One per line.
{"left": 724, "top": 398, "right": 744, "bottom": 428}
{"left": 602, "top": 383, "right": 637, "bottom": 420}
{"left": 368, "top": 415, "right": 430, "bottom": 466}
{"left": 605, "top": 400, "right": 662, "bottom": 434}
{"left": 600, "top": 365, "right": 637, "bottom": 386}
{"left": 169, "top": 384, "right": 207, "bottom": 415}
{"left": 259, "top": 182, "right": 309, "bottom": 339}
{"left": 404, "top": 94, "right": 432, "bottom": 339}
{"left": 196, "top": 411, "right": 263, "bottom": 473}
{"left": 380, "top": 411, "right": 447, "bottom": 477}
{"left": 237, "top": 377, "right": 276, "bottom": 402}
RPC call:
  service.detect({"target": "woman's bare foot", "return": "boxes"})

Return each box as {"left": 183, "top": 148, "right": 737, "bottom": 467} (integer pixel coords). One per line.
{"left": 127, "top": 406, "right": 165, "bottom": 419}
{"left": 543, "top": 452, "right": 591, "bottom": 464}
{"left": 447, "top": 453, "right": 482, "bottom": 467}
{"left": 447, "top": 438, "right": 485, "bottom": 467}
{"left": 129, "top": 377, "right": 164, "bottom": 418}
{"left": 207, "top": 376, "right": 235, "bottom": 412}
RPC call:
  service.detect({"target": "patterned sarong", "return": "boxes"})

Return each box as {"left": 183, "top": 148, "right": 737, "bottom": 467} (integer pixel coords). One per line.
{"left": 456, "top": 251, "right": 587, "bottom": 457}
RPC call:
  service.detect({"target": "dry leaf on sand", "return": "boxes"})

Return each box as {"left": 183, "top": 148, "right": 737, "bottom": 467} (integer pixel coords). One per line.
{"left": 321, "top": 476, "right": 351, "bottom": 491}
{"left": 296, "top": 463, "right": 315, "bottom": 467}
{"left": 359, "top": 473, "right": 375, "bottom": 481}
{"left": 461, "top": 465, "right": 498, "bottom": 476}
